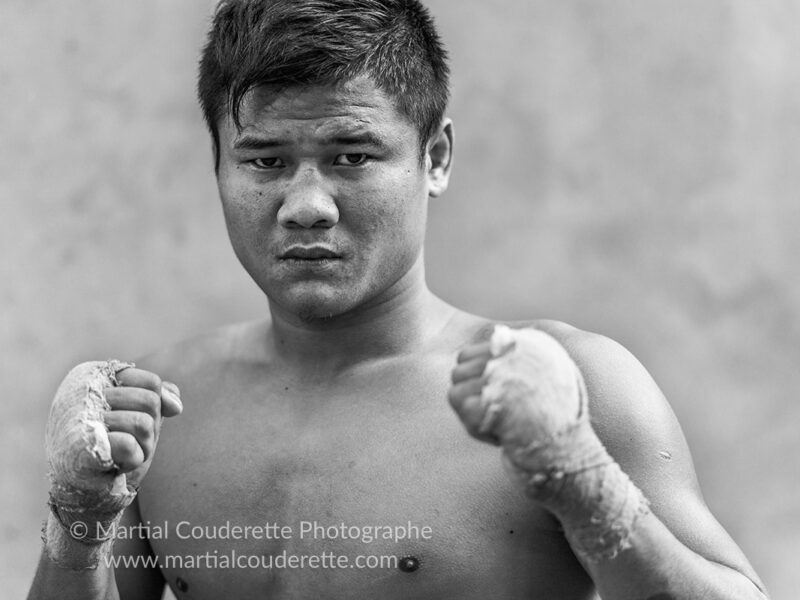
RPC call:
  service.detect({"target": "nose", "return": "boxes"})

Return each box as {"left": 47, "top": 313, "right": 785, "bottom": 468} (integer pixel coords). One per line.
{"left": 276, "top": 167, "right": 339, "bottom": 229}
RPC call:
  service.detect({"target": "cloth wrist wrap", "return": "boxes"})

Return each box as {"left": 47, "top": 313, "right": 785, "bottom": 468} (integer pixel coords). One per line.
{"left": 42, "top": 360, "right": 138, "bottom": 570}
{"left": 484, "top": 326, "right": 650, "bottom": 563}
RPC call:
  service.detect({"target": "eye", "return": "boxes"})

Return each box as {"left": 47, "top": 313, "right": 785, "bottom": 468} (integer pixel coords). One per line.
{"left": 334, "top": 153, "right": 368, "bottom": 166}
{"left": 251, "top": 157, "right": 284, "bottom": 169}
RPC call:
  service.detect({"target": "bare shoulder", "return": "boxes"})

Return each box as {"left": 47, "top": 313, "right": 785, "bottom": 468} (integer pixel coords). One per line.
{"left": 530, "top": 319, "right": 693, "bottom": 486}
{"left": 521, "top": 319, "right": 762, "bottom": 584}
{"left": 132, "top": 319, "right": 271, "bottom": 392}
{"left": 457, "top": 315, "right": 693, "bottom": 486}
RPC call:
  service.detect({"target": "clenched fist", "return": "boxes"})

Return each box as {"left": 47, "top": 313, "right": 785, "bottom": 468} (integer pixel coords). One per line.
{"left": 448, "top": 324, "right": 584, "bottom": 450}
{"left": 43, "top": 360, "right": 182, "bottom": 568}
{"left": 448, "top": 326, "right": 651, "bottom": 563}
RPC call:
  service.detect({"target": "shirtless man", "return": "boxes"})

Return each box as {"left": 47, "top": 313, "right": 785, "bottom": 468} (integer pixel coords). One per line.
{"left": 29, "top": 1, "right": 769, "bottom": 599}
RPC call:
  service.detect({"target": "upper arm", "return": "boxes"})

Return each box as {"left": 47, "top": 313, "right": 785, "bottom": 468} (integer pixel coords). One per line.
{"left": 113, "top": 498, "right": 166, "bottom": 600}
{"left": 540, "top": 322, "right": 765, "bottom": 591}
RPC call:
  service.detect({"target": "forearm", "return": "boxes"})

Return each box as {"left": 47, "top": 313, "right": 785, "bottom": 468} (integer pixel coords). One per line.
{"left": 555, "top": 485, "right": 768, "bottom": 600}
{"left": 507, "top": 429, "right": 767, "bottom": 599}
{"left": 28, "top": 513, "right": 120, "bottom": 600}
{"left": 450, "top": 325, "right": 768, "bottom": 599}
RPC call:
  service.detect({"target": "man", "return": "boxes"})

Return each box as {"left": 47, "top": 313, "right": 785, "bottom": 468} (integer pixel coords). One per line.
{"left": 29, "top": 1, "right": 768, "bottom": 598}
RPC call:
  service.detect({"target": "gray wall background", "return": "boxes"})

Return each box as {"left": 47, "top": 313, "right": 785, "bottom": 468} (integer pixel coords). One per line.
{"left": 2, "top": 1, "right": 798, "bottom": 597}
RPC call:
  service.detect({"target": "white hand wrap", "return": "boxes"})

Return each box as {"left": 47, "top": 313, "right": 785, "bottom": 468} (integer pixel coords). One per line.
{"left": 484, "top": 326, "right": 650, "bottom": 563}
{"left": 43, "top": 360, "right": 137, "bottom": 570}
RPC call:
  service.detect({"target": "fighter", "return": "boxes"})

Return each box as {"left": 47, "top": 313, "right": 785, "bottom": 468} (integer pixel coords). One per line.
{"left": 29, "top": 1, "right": 768, "bottom": 598}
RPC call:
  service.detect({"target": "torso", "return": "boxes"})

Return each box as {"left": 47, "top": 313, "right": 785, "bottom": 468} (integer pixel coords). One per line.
{"left": 136, "top": 313, "right": 597, "bottom": 599}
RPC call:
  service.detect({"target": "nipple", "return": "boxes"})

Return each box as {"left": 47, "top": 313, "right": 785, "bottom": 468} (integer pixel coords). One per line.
{"left": 398, "top": 555, "right": 420, "bottom": 573}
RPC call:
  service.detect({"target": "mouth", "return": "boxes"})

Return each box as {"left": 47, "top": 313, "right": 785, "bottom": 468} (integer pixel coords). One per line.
{"left": 279, "top": 245, "right": 342, "bottom": 261}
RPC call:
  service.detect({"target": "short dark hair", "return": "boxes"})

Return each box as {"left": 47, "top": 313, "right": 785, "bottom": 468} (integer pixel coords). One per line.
{"left": 197, "top": 0, "right": 450, "bottom": 169}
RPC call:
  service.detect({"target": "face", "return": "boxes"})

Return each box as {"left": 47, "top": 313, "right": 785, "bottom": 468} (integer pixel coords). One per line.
{"left": 216, "top": 76, "right": 451, "bottom": 323}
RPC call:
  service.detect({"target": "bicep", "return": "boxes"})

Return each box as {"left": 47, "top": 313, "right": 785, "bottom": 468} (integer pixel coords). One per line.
{"left": 557, "top": 327, "right": 764, "bottom": 590}
{"left": 113, "top": 498, "right": 166, "bottom": 600}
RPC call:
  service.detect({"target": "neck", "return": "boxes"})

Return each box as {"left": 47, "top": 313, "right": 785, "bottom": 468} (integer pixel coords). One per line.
{"left": 267, "top": 258, "right": 454, "bottom": 374}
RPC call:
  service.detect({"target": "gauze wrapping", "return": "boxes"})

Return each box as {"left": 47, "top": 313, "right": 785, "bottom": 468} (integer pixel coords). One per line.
{"left": 482, "top": 325, "right": 650, "bottom": 563}
{"left": 43, "top": 360, "right": 137, "bottom": 569}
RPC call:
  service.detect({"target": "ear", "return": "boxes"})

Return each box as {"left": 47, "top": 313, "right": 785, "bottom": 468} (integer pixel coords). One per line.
{"left": 426, "top": 118, "right": 454, "bottom": 198}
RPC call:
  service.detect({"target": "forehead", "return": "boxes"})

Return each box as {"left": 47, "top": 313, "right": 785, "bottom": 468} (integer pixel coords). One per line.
{"left": 221, "top": 76, "right": 417, "bottom": 146}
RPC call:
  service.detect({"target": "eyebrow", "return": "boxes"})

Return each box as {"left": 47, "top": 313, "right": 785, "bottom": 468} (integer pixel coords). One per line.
{"left": 232, "top": 131, "right": 388, "bottom": 151}
{"left": 232, "top": 136, "right": 283, "bottom": 151}
{"left": 326, "top": 132, "right": 387, "bottom": 147}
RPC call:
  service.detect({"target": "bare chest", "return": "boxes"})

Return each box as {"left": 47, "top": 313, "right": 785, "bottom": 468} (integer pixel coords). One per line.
{"left": 139, "top": 360, "right": 594, "bottom": 599}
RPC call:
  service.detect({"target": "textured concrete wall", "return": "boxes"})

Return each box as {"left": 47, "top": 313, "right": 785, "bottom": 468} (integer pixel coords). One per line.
{"left": 2, "top": 1, "right": 798, "bottom": 597}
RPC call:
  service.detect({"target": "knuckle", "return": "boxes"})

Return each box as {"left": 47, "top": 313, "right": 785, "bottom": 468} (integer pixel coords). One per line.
{"left": 461, "top": 417, "right": 484, "bottom": 440}
{"left": 466, "top": 425, "right": 484, "bottom": 440}
{"left": 140, "top": 389, "right": 161, "bottom": 416}
{"left": 114, "top": 437, "right": 139, "bottom": 464}
{"left": 461, "top": 378, "right": 482, "bottom": 398}
{"left": 116, "top": 387, "right": 161, "bottom": 416}
{"left": 132, "top": 412, "right": 155, "bottom": 439}
{"left": 474, "top": 359, "right": 489, "bottom": 376}
{"left": 139, "top": 438, "right": 155, "bottom": 461}
{"left": 460, "top": 364, "right": 480, "bottom": 382}
{"left": 121, "top": 369, "right": 162, "bottom": 394}
{"left": 447, "top": 385, "right": 461, "bottom": 407}
{"left": 149, "top": 373, "right": 163, "bottom": 393}
{"left": 142, "top": 371, "right": 163, "bottom": 394}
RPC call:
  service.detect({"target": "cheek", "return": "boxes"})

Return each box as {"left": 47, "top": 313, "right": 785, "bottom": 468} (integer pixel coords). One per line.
{"left": 219, "top": 174, "right": 272, "bottom": 232}
{"left": 353, "top": 200, "right": 427, "bottom": 273}
{"left": 349, "top": 170, "right": 427, "bottom": 230}
{"left": 347, "top": 200, "right": 425, "bottom": 256}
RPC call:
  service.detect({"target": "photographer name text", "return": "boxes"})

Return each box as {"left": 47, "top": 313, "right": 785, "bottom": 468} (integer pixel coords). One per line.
{"left": 97, "top": 520, "right": 433, "bottom": 544}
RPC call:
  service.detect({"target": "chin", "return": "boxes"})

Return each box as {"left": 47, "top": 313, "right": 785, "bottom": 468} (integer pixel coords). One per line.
{"left": 272, "top": 285, "right": 357, "bottom": 323}
{"left": 292, "top": 300, "right": 355, "bottom": 324}
{"left": 295, "top": 306, "right": 338, "bottom": 323}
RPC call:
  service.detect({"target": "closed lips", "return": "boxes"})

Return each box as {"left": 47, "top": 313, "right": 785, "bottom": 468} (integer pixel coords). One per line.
{"left": 280, "top": 246, "right": 341, "bottom": 259}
